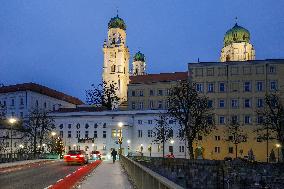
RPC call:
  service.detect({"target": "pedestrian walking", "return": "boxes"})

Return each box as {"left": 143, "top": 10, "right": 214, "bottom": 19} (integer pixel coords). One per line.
{"left": 111, "top": 149, "right": 117, "bottom": 163}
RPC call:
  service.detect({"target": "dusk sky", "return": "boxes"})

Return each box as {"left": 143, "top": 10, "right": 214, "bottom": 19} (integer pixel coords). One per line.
{"left": 0, "top": 0, "right": 283, "bottom": 102}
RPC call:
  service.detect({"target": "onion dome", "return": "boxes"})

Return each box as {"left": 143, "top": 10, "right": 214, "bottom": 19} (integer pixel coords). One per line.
{"left": 108, "top": 15, "right": 126, "bottom": 30}
{"left": 133, "top": 51, "right": 145, "bottom": 62}
{"left": 224, "top": 23, "right": 250, "bottom": 46}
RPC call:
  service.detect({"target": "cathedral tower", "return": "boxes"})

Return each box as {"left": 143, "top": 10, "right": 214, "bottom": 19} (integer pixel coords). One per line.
{"left": 220, "top": 22, "right": 255, "bottom": 62}
{"left": 102, "top": 15, "right": 130, "bottom": 103}
{"left": 132, "top": 51, "right": 146, "bottom": 76}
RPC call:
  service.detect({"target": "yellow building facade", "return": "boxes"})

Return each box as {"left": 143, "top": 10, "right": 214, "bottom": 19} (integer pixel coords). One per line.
{"left": 189, "top": 59, "right": 284, "bottom": 162}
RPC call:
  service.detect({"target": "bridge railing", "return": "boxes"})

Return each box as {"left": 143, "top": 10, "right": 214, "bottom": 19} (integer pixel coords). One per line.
{"left": 120, "top": 155, "right": 184, "bottom": 189}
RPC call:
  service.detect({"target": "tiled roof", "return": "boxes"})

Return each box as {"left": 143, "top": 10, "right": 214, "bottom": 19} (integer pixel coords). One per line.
{"left": 129, "top": 72, "right": 188, "bottom": 84}
{"left": 0, "top": 83, "right": 83, "bottom": 105}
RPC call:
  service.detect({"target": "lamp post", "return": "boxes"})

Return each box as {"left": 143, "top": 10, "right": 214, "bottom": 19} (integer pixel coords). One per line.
{"left": 8, "top": 118, "right": 17, "bottom": 162}
{"left": 118, "top": 122, "right": 123, "bottom": 156}
{"left": 51, "top": 132, "right": 56, "bottom": 153}
{"left": 127, "top": 140, "right": 130, "bottom": 156}
{"left": 276, "top": 144, "right": 281, "bottom": 162}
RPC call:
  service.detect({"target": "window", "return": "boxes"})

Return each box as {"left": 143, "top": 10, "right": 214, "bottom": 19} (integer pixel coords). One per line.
{"left": 244, "top": 82, "right": 251, "bottom": 92}
{"left": 196, "top": 83, "right": 203, "bottom": 92}
{"left": 149, "top": 90, "right": 154, "bottom": 96}
{"left": 158, "top": 101, "right": 163, "bottom": 109}
{"left": 103, "top": 123, "right": 106, "bottom": 128}
{"left": 94, "top": 131, "right": 97, "bottom": 138}
{"left": 68, "top": 131, "right": 71, "bottom": 138}
{"left": 103, "top": 145, "right": 107, "bottom": 150}
{"left": 20, "top": 112, "right": 24, "bottom": 118}
{"left": 219, "top": 116, "right": 225, "bottom": 124}
{"left": 214, "top": 147, "right": 220, "bottom": 153}
{"left": 44, "top": 102, "right": 47, "bottom": 108}
{"left": 131, "top": 102, "right": 135, "bottom": 110}
{"left": 158, "top": 90, "right": 163, "bottom": 96}
{"left": 257, "top": 116, "right": 264, "bottom": 124}
{"left": 208, "top": 100, "right": 213, "bottom": 108}
{"left": 228, "top": 147, "right": 234, "bottom": 154}
{"left": 139, "top": 90, "right": 144, "bottom": 96}
{"left": 256, "top": 66, "right": 264, "bottom": 74}
{"left": 76, "top": 131, "right": 80, "bottom": 138}
{"left": 59, "top": 124, "right": 63, "bottom": 129}
{"left": 94, "top": 123, "right": 98, "bottom": 129}
{"left": 76, "top": 123, "right": 80, "bottom": 129}
{"left": 179, "top": 146, "right": 185, "bottom": 153}
{"left": 169, "top": 146, "right": 173, "bottom": 153}
{"left": 231, "top": 99, "right": 238, "bottom": 108}
{"left": 169, "top": 120, "right": 175, "bottom": 124}
{"left": 195, "top": 68, "right": 203, "bottom": 76}
{"left": 228, "top": 136, "right": 233, "bottom": 141}
{"left": 270, "top": 81, "right": 277, "bottom": 91}
{"left": 85, "top": 123, "right": 89, "bottom": 129}
{"left": 149, "top": 100, "right": 154, "bottom": 109}
{"left": 269, "top": 66, "right": 276, "bottom": 73}
{"left": 207, "top": 68, "right": 214, "bottom": 76}
{"left": 198, "top": 135, "right": 202, "bottom": 140}
{"left": 219, "top": 82, "right": 225, "bottom": 92}
{"left": 11, "top": 99, "right": 15, "bottom": 106}
{"left": 139, "top": 102, "right": 144, "bottom": 110}
{"left": 131, "top": 91, "right": 135, "bottom": 96}
{"left": 85, "top": 131, "right": 89, "bottom": 138}
{"left": 147, "top": 130, "right": 153, "bottom": 137}
{"left": 256, "top": 81, "right": 263, "bottom": 92}
{"left": 231, "top": 82, "right": 239, "bottom": 92}
{"left": 166, "top": 89, "right": 171, "bottom": 96}
{"left": 243, "top": 66, "right": 251, "bottom": 75}
{"left": 138, "top": 120, "right": 142, "bottom": 124}
{"left": 215, "top": 136, "right": 221, "bottom": 141}
{"left": 20, "top": 98, "right": 24, "bottom": 105}
{"left": 244, "top": 99, "right": 251, "bottom": 108}
{"left": 111, "top": 65, "right": 116, "bottom": 72}
{"left": 60, "top": 131, "right": 63, "bottom": 138}
{"left": 257, "top": 99, "right": 264, "bottom": 108}
{"left": 68, "top": 124, "right": 71, "bottom": 129}
{"left": 231, "top": 115, "right": 238, "bottom": 124}
{"left": 231, "top": 67, "right": 239, "bottom": 75}
{"left": 244, "top": 115, "right": 251, "bottom": 124}
{"left": 103, "top": 131, "right": 107, "bottom": 138}
{"left": 207, "top": 83, "right": 214, "bottom": 93}
{"left": 35, "top": 100, "right": 39, "bottom": 107}
{"left": 138, "top": 130, "right": 143, "bottom": 138}
{"left": 148, "top": 120, "right": 153, "bottom": 124}
{"left": 219, "top": 99, "right": 225, "bottom": 108}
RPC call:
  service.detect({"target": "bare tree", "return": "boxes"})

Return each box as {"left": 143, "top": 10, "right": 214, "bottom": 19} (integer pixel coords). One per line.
{"left": 152, "top": 113, "right": 173, "bottom": 158}
{"left": 22, "top": 108, "right": 55, "bottom": 156}
{"left": 256, "top": 93, "right": 284, "bottom": 162}
{"left": 86, "top": 81, "right": 120, "bottom": 110}
{"left": 227, "top": 119, "right": 248, "bottom": 159}
{"left": 168, "top": 81, "right": 215, "bottom": 159}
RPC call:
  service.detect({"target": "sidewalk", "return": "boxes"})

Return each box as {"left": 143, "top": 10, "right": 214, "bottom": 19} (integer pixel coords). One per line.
{"left": 79, "top": 160, "right": 134, "bottom": 189}
{"left": 0, "top": 159, "right": 55, "bottom": 169}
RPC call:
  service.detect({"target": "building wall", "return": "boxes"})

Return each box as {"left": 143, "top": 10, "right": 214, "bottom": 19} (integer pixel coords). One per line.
{"left": 127, "top": 81, "right": 178, "bottom": 110}
{"left": 52, "top": 110, "right": 187, "bottom": 159}
{"left": 189, "top": 60, "right": 284, "bottom": 161}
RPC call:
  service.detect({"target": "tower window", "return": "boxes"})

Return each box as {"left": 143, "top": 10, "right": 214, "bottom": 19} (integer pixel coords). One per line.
{"left": 111, "top": 65, "right": 116, "bottom": 72}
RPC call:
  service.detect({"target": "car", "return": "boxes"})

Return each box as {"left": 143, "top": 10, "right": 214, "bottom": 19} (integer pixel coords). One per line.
{"left": 165, "top": 154, "right": 175, "bottom": 158}
{"left": 91, "top": 151, "right": 101, "bottom": 160}
{"left": 64, "top": 150, "right": 89, "bottom": 165}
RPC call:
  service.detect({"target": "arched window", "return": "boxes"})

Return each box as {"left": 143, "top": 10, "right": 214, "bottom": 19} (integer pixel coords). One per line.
{"left": 226, "top": 55, "right": 230, "bottom": 62}
{"left": 76, "top": 123, "right": 80, "bottom": 129}
{"left": 111, "top": 65, "right": 116, "bottom": 72}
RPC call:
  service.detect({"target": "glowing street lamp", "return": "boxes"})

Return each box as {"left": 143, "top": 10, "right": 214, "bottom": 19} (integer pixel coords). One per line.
{"left": 170, "top": 140, "right": 175, "bottom": 144}
{"left": 118, "top": 122, "right": 123, "bottom": 128}
{"left": 8, "top": 117, "right": 18, "bottom": 162}
{"left": 276, "top": 144, "right": 281, "bottom": 162}
{"left": 51, "top": 132, "right": 56, "bottom": 137}
{"left": 127, "top": 140, "right": 131, "bottom": 144}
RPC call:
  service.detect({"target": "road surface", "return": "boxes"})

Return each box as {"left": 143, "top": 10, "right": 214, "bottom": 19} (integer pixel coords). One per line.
{"left": 0, "top": 160, "right": 83, "bottom": 189}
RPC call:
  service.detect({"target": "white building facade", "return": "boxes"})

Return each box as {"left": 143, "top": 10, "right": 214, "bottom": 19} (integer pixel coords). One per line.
{"left": 52, "top": 109, "right": 187, "bottom": 159}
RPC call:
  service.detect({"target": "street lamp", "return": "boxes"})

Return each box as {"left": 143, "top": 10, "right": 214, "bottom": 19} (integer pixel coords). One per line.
{"left": 51, "top": 132, "right": 56, "bottom": 137}
{"left": 276, "top": 144, "right": 281, "bottom": 162}
{"left": 8, "top": 117, "right": 17, "bottom": 162}
{"left": 170, "top": 140, "right": 175, "bottom": 144}
{"left": 117, "top": 122, "right": 124, "bottom": 156}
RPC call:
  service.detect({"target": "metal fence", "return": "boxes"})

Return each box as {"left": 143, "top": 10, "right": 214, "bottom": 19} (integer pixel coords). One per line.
{"left": 120, "top": 155, "right": 184, "bottom": 189}
{"left": 0, "top": 153, "right": 41, "bottom": 163}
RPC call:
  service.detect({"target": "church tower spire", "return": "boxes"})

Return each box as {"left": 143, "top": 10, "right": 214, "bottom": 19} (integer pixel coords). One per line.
{"left": 220, "top": 21, "right": 255, "bottom": 62}
{"left": 102, "top": 15, "right": 130, "bottom": 104}
{"left": 132, "top": 51, "right": 146, "bottom": 76}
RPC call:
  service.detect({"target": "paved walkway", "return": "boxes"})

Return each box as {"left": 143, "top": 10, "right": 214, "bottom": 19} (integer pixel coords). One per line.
{"left": 79, "top": 160, "right": 134, "bottom": 189}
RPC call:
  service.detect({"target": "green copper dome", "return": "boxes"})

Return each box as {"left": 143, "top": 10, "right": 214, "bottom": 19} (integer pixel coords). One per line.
{"left": 224, "top": 23, "right": 250, "bottom": 46}
{"left": 108, "top": 15, "right": 126, "bottom": 30}
{"left": 133, "top": 51, "right": 145, "bottom": 62}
